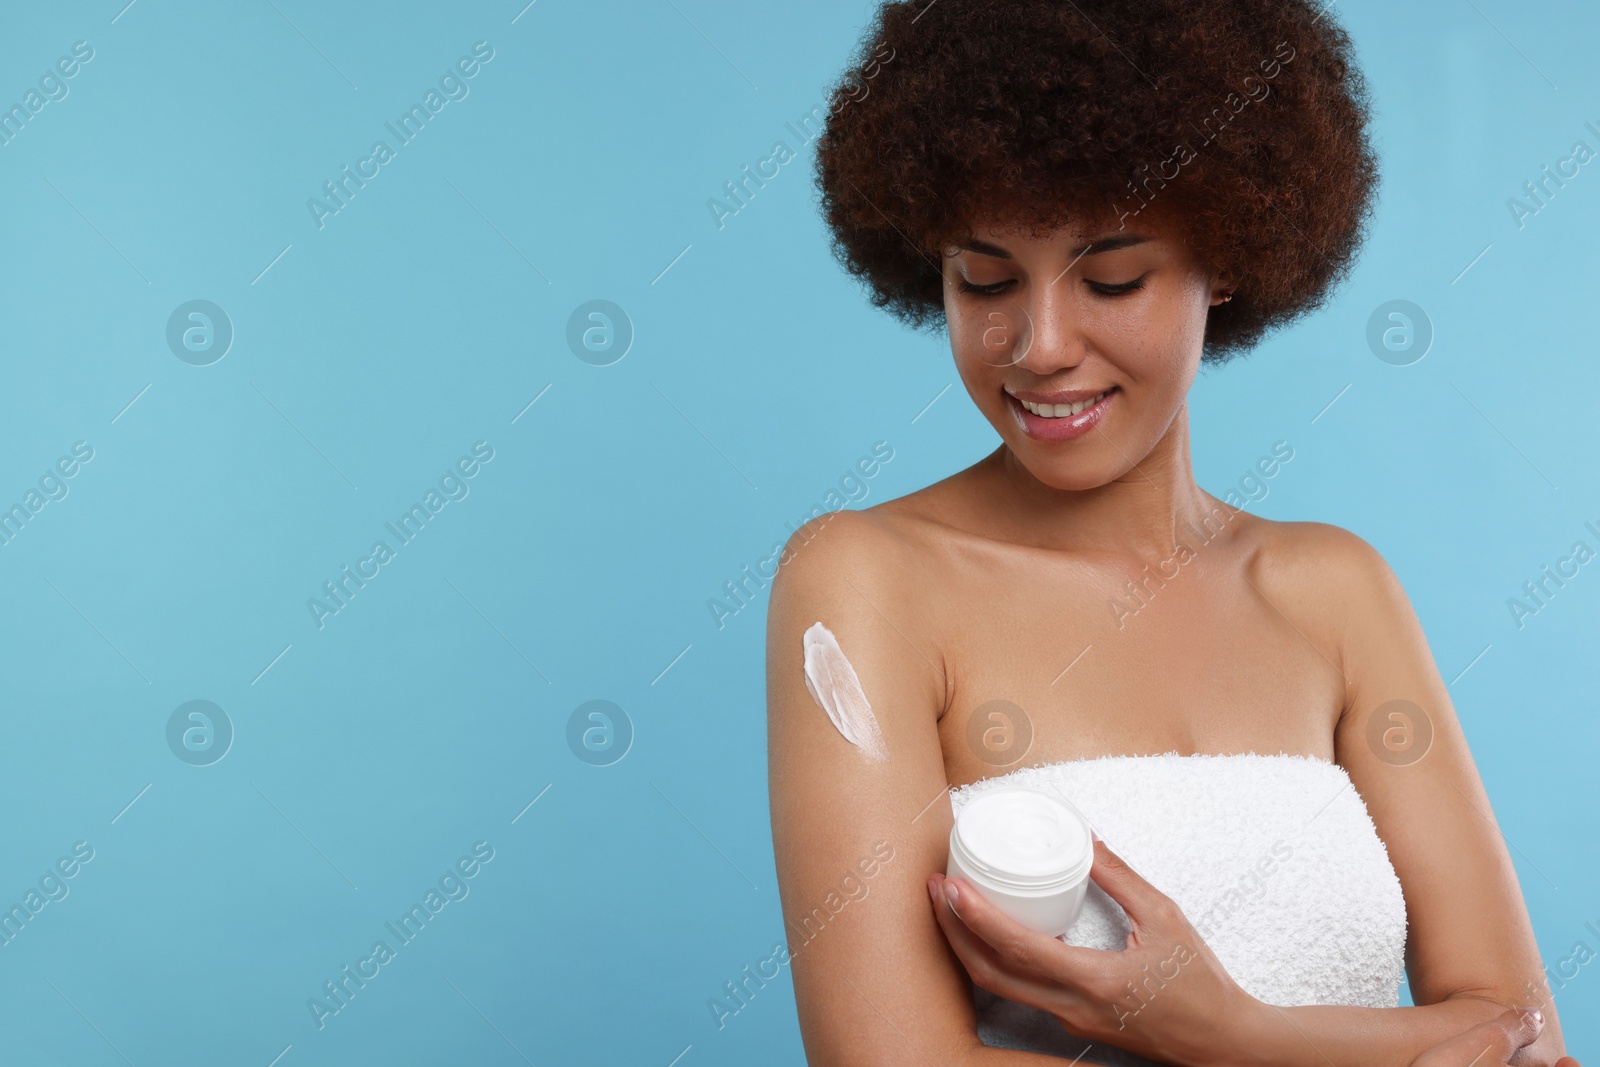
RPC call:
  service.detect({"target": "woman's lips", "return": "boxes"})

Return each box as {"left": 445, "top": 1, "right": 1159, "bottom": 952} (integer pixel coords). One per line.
{"left": 1004, "top": 386, "right": 1117, "bottom": 441}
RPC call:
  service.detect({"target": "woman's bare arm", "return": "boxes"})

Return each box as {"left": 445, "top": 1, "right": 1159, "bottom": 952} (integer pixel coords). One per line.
{"left": 767, "top": 511, "right": 1072, "bottom": 1066}
{"left": 1232, "top": 523, "right": 1568, "bottom": 1066}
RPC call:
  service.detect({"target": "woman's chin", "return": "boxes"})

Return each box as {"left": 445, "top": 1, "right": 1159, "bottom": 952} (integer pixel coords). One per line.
{"left": 1003, "top": 448, "right": 1120, "bottom": 492}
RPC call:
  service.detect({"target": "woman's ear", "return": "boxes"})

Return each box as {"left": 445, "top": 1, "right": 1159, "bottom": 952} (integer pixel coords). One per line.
{"left": 1209, "top": 270, "right": 1238, "bottom": 307}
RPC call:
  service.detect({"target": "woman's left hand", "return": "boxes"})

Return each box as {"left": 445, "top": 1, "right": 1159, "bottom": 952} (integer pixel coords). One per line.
{"left": 928, "top": 834, "right": 1261, "bottom": 1065}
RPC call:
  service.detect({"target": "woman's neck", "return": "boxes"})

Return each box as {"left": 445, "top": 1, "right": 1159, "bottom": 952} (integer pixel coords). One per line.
{"left": 979, "top": 404, "right": 1225, "bottom": 559}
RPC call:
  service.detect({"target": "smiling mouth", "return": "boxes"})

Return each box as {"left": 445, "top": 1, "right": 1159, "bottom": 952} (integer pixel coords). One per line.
{"left": 1007, "top": 387, "right": 1117, "bottom": 418}
{"left": 1000, "top": 385, "right": 1119, "bottom": 442}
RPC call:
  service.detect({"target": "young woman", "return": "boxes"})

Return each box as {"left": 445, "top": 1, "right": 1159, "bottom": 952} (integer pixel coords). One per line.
{"left": 765, "top": 1, "right": 1578, "bottom": 1064}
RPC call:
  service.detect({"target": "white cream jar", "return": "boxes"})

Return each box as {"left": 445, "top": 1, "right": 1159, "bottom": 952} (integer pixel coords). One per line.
{"left": 946, "top": 787, "right": 1095, "bottom": 938}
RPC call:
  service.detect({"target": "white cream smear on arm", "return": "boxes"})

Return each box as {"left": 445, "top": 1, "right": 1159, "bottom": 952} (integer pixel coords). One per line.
{"left": 801, "top": 622, "right": 889, "bottom": 762}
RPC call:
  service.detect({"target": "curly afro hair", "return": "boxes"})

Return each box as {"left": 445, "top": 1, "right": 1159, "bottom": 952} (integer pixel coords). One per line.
{"left": 813, "top": 0, "right": 1380, "bottom": 364}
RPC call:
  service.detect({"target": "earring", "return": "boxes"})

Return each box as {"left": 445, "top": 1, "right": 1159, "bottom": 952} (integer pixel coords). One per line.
{"left": 1221, "top": 290, "right": 1235, "bottom": 303}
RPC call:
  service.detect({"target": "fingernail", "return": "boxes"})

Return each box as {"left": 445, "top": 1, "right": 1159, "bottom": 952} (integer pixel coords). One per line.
{"left": 945, "top": 881, "right": 960, "bottom": 908}
{"left": 1520, "top": 1006, "right": 1543, "bottom": 1026}
{"left": 927, "top": 877, "right": 939, "bottom": 904}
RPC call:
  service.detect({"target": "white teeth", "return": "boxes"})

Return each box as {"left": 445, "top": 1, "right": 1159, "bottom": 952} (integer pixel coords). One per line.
{"left": 1014, "top": 390, "right": 1110, "bottom": 418}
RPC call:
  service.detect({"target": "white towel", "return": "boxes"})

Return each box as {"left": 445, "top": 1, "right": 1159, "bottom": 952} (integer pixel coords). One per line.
{"left": 948, "top": 753, "right": 1408, "bottom": 1064}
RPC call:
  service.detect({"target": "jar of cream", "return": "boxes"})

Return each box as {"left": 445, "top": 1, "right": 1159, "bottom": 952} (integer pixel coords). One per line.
{"left": 946, "top": 787, "right": 1095, "bottom": 938}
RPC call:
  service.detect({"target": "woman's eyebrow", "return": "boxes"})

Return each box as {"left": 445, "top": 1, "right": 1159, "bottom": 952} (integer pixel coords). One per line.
{"left": 956, "top": 233, "right": 1153, "bottom": 259}
{"left": 1074, "top": 233, "right": 1152, "bottom": 255}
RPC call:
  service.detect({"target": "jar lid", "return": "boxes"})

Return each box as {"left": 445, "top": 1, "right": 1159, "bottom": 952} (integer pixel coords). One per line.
{"left": 950, "top": 787, "right": 1094, "bottom": 890}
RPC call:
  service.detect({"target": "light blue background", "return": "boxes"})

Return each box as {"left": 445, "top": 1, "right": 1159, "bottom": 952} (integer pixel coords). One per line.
{"left": 0, "top": 0, "right": 1594, "bottom": 1063}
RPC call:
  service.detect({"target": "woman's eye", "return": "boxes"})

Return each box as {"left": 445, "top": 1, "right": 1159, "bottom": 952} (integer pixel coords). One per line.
{"left": 956, "top": 278, "right": 1013, "bottom": 296}
{"left": 957, "top": 276, "right": 1147, "bottom": 297}
{"left": 1086, "top": 277, "right": 1146, "bottom": 296}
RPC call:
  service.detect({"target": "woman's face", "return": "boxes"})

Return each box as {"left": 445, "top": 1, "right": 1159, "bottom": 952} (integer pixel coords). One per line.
{"left": 941, "top": 213, "right": 1232, "bottom": 490}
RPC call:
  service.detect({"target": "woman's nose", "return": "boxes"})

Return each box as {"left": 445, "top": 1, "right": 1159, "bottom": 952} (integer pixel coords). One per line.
{"left": 1012, "top": 288, "right": 1088, "bottom": 372}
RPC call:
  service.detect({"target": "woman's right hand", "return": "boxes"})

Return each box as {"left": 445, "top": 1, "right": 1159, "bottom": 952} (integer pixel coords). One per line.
{"left": 1407, "top": 1006, "right": 1580, "bottom": 1067}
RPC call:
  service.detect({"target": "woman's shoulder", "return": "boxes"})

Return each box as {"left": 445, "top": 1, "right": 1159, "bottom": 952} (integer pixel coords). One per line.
{"left": 1238, "top": 513, "right": 1410, "bottom": 630}
{"left": 764, "top": 480, "right": 973, "bottom": 655}
{"left": 1245, "top": 514, "right": 1397, "bottom": 584}
{"left": 770, "top": 492, "right": 940, "bottom": 597}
